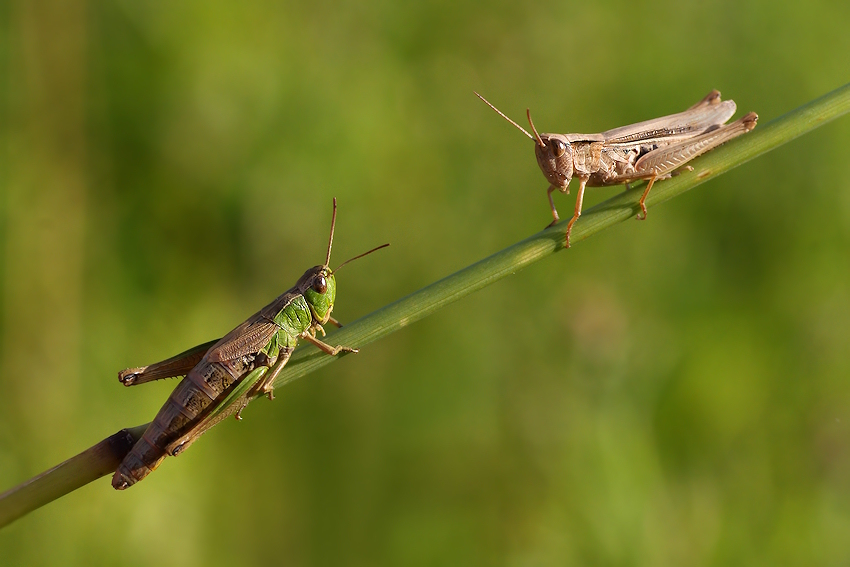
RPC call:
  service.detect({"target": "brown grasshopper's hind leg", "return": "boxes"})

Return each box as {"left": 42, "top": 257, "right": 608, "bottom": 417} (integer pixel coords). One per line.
{"left": 637, "top": 175, "right": 658, "bottom": 221}
{"left": 564, "top": 176, "right": 589, "bottom": 248}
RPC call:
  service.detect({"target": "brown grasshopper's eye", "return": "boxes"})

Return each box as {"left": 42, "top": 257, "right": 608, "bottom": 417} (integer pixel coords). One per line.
{"left": 551, "top": 139, "right": 567, "bottom": 158}
{"left": 312, "top": 275, "right": 327, "bottom": 294}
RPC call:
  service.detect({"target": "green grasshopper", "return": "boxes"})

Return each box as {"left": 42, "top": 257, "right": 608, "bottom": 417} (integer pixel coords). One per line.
{"left": 112, "top": 199, "right": 388, "bottom": 490}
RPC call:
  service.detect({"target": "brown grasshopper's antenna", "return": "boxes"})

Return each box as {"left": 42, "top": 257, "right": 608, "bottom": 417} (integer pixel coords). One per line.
{"left": 325, "top": 197, "right": 338, "bottom": 267}
{"left": 474, "top": 92, "right": 544, "bottom": 148}
{"left": 526, "top": 109, "right": 545, "bottom": 148}
{"left": 334, "top": 243, "right": 390, "bottom": 273}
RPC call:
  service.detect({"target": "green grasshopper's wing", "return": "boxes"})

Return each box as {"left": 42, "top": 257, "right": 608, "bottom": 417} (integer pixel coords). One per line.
{"left": 204, "top": 316, "right": 279, "bottom": 363}
{"left": 119, "top": 339, "right": 220, "bottom": 386}
{"left": 204, "top": 290, "right": 299, "bottom": 363}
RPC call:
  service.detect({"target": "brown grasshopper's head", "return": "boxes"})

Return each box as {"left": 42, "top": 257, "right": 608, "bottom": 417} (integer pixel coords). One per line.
{"left": 474, "top": 92, "right": 573, "bottom": 189}
{"left": 301, "top": 198, "right": 389, "bottom": 326}
{"left": 533, "top": 134, "right": 573, "bottom": 189}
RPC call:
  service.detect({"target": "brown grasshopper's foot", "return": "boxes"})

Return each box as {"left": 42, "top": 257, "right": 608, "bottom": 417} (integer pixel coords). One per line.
{"left": 636, "top": 175, "right": 656, "bottom": 221}
{"left": 546, "top": 185, "right": 563, "bottom": 228}
{"left": 564, "top": 214, "right": 580, "bottom": 248}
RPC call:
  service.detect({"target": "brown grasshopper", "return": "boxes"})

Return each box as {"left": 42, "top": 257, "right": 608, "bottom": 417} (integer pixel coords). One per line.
{"left": 476, "top": 90, "right": 758, "bottom": 246}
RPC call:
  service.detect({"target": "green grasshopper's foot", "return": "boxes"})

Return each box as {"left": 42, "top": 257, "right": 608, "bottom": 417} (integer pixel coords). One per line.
{"left": 235, "top": 399, "right": 250, "bottom": 420}
{"left": 118, "top": 368, "right": 145, "bottom": 386}
{"left": 327, "top": 345, "right": 359, "bottom": 357}
{"left": 302, "top": 332, "right": 359, "bottom": 357}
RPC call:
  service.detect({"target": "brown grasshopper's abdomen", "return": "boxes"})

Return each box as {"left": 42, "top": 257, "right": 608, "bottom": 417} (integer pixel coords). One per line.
{"left": 112, "top": 356, "right": 257, "bottom": 490}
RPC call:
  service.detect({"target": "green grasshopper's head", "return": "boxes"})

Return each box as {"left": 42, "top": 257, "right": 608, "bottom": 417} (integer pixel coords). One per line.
{"left": 303, "top": 266, "right": 336, "bottom": 325}
{"left": 302, "top": 198, "right": 389, "bottom": 326}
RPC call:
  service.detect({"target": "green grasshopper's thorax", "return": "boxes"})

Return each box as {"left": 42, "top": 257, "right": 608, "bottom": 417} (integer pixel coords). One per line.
{"left": 269, "top": 295, "right": 313, "bottom": 349}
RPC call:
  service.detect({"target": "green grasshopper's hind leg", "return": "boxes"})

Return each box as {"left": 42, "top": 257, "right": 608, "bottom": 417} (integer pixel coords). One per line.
{"left": 118, "top": 339, "right": 219, "bottom": 386}
{"left": 246, "top": 347, "right": 295, "bottom": 403}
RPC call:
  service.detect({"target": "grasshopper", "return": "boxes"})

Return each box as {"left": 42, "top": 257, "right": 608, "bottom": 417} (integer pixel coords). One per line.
{"left": 112, "top": 199, "right": 388, "bottom": 490}
{"left": 476, "top": 90, "right": 758, "bottom": 246}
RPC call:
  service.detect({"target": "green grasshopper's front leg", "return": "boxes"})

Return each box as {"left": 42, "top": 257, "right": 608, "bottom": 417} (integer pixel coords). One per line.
{"left": 249, "top": 323, "right": 359, "bottom": 402}
{"left": 301, "top": 329, "right": 359, "bottom": 357}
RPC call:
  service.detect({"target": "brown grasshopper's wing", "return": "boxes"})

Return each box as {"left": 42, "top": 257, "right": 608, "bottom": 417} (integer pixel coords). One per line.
{"left": 204, "top": 290, "right": 300, "bottom": 363}
{"left": 601, "top": 91, "right": 738, "bottom": 147}
{"left": 119, "top": 339, "right": 219, "bottom": 386}
{"left": 563, "top": 132, "right": 606, "bottom": 143}
{"left": 625, "top": 111, "right": 758, "bottom": 180}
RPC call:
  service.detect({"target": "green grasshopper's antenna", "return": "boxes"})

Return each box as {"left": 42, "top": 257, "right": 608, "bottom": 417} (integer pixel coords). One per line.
{"left": 335, "top": 243, "right": 390, "bottom": 273}
{"left": 325, "top": 197, "right": 389, "bottom": 273}
{"left": 324, "top": 198, "right": 338, "bottom": 267}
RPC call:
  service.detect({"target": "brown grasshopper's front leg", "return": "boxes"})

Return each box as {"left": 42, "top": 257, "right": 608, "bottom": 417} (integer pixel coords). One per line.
{"left": 564, "top": 175, "right": 589, "bottom": 248}
{"left": 546, "top": 184, "right": 569, "bottom": 228}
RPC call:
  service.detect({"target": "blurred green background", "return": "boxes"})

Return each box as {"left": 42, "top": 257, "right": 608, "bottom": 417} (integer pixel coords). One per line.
{"left": 1, "top": 1, "right": 849, "bottom": 565}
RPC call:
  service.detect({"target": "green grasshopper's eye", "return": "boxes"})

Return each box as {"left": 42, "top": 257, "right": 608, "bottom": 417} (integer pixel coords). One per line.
{"left": 312, "top": 275, "right": 327, "bottom": 294}
{"left": 551, "top": 139, "right": 567, "bottom": 158}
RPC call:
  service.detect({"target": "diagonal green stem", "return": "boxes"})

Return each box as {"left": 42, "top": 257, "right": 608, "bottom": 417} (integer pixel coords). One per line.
{"left": 275, "top": 82, "right": 850, "bottom": 385}
{"left": 1, "top": 82, "right": 848, "bottom": 529}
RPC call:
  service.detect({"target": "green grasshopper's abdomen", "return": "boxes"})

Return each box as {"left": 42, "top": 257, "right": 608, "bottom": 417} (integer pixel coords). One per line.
{"left": 112, "top": 355, "right": 260, "bottom": 489}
